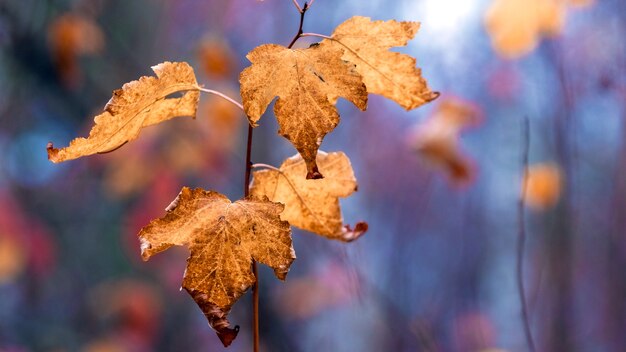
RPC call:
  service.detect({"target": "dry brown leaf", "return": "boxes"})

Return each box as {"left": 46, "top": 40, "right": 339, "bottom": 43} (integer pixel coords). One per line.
{"left": 47, "top": 62, "right": 200, "bottom": 163}
{"left": 485, "top": 0, "right": 591, "bottom": 58}
{"left": 323, "top": 16, "right": 438, "bottom": 110}
{"left": 408, "top": 97, "right": 481, "bottom": 184}
{"left": 250, "top": 151, "right": 367, "bottom": 241}
{"left": 138, "top": 187, "right": 295, "bottom": 347}
{"left": 523, "top": 163, "right": 562, "bottom": 210}
{"left": 240, "top": 44, "right": 368, "bottom": 179}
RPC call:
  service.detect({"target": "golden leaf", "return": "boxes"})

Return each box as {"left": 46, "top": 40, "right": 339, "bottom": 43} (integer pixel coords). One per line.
{"left": 250, "top": 151, "right": 367, "bottom": 241}
{"left": 523, "top": 163, "right": 562, "bottom": 210}
{"left": 138, "top": 187, "right": 295, "bottom": 347}
{"left": 47, "top": 62, "right": 200, "bottom": 163}
{"left": 408, "top": 97, "right": 480, "bottom": 184}
{"left": 239, "top": 44, "right": 368, "bottom": 179}
{"left": 323, "top": 16, "right": 438, "bottom": 110}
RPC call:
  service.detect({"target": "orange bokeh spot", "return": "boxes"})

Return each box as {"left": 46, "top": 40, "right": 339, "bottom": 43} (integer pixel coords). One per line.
{"left": 524, "top": 163, "right": 563, "bottom": 210}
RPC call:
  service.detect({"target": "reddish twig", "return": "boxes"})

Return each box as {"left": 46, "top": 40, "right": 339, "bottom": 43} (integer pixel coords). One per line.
{"left": 196, "top": 87, "right": 243, "bottom": 111}
{"left": 291, "top": 0, "right": 303, "bottom": 13}
{"left": 287, "top": 2, "right": 309, "bottom": 49}
{"left": 243, "top": 123, "right": 259, "bottom": 352}
{"left": 249, "top": 3, "right": 313, "bottom": 349}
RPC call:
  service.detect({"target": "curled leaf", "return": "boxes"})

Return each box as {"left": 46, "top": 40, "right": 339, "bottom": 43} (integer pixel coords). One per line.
{"left": 240, "top": 44, "right": 367, "bottom": 179}
{"left": 250, "top": 151, "right": 367, "bottom": 242}
{"left": 323, "top": 16, "right": 438, "bottom": 110}
{"left": 47, "top": 62, "right": 200, "bottom": 163}
{"left": 138, "top": 188, "right": 295, "bottom": 346}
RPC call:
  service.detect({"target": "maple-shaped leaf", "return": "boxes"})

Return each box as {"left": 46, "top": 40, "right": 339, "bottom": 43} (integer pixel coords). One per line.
{"left": 322, "top": 16, "right": 438, "bottom": 110}
{"left": 138, "top": 187, "right": 295, "bottom": 347}
{"left": 250, "top": 151, "right": 367, "bottom": 242}
{"left": 47, "top": 62, "right": 200, "bottom": 163}
{"left": 239, "top": 43, "right": 368, "bottom": 179}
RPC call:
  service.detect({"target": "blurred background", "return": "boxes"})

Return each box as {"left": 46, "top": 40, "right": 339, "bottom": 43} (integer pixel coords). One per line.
{"left": 0, "top": 0, "right": 625, "bottom": 351}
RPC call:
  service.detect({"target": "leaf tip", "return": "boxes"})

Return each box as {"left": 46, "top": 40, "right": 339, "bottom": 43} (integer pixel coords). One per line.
{"left": 46, "top": 142, "right": 60, "bottom": 163}
{"left": 306, "top": 165, "right": 324, "bottom": 180}
{"left": 185, "top": 288, "right": 240, "bottom": 347}
{"left": 428, "top": 91, "right": 441, "bottom": 102}
{"left": 139, "top": 238, "right": 153, "bottom": 261}
{"left": 274, "top": 261, "right": 294, "bottom": 281}
{"left": 341, "top": 221, "right": 368, "bottom": 242}
{"left": 217, "top": 325, "right": 240, "bottom": 347}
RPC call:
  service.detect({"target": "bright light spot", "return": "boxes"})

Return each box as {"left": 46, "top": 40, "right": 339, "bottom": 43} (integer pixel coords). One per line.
{"left": 404, "top": 0, "right": 481, "bottom": 37}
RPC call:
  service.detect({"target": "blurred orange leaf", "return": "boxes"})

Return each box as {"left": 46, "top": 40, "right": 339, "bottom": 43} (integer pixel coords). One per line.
{"left": 48, "top": 12, "right": 104, "bottom": 85}
{"left": 523, "top": 163, "right": 562, "bottom": 210}
{"left": 274, "top": 261, "right": 359, "bottom": 320}
{"left": 0, "top": 233, "right": 27, "bottom": 284}
{"left": 408, "top": 97, "right": 480, "bottom": 184}
{"left": 138, "top": 187, "right": 295, "bottom": 346}
{"left": 197, "top": 37, "right": 236, "bottom": 78}
{"left": 485, "top": 0, "right": 593, "bottom": 58}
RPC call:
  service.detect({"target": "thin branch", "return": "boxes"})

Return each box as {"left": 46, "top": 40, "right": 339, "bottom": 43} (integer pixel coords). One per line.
{"left": 252, "top": 163, "right": 281, "bottom": 171}
{"left": 291, "top": 0, "right": 303, "bottom": 13}
{"left": 517, "top": 115, "right": 536, "bottom": 352}
{"left": 242, "top": 124, "right": 259, "bottom": 352}
{"left": 252, "top": 259, "right": 259, "bottom": 352}
{"left": 247, "top": 2, "right": 313, "bottom": 349}
{"left": 196, "top": 87, "right": 243, "bottom": 111}
{"left": 300, "top": 32, "right": 331, "bottom": 40}
{"left": 244, "top": 125, "right": 254, "bottom": 198}
{"left": 287, "top": 1, "right": 309, "bottom": 49}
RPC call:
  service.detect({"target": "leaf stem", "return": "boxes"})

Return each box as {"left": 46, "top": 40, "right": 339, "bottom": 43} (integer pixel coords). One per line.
{"left": 196, "top": 87, "right": 244, "bottom": 111}
{"left": 300, "top": 32, "right": 331, "bottom": 40}
{"left": 244, "top": 125, "right": 254, "bottom": 198}
{"left": 251, "top": 163, "right": 280, "bottom": 171}
{"left": 518, "top": 115, "right": 536, "bottom": 352}
{"left": 287, "top": 1, "right": 309, "bottom": 49}
{"left": 252, "top": 258, "right": 259, "bottom": 352}
{"left": 291, "top": 0, "right": 303, "bottom": 13}
{"left": 248, "top": 2, "right": 314, "bottom": 348}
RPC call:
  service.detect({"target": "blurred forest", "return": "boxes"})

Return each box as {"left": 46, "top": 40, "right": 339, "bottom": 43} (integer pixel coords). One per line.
{"left": 1, "top": 0, "right": 625, "bottom": 351}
